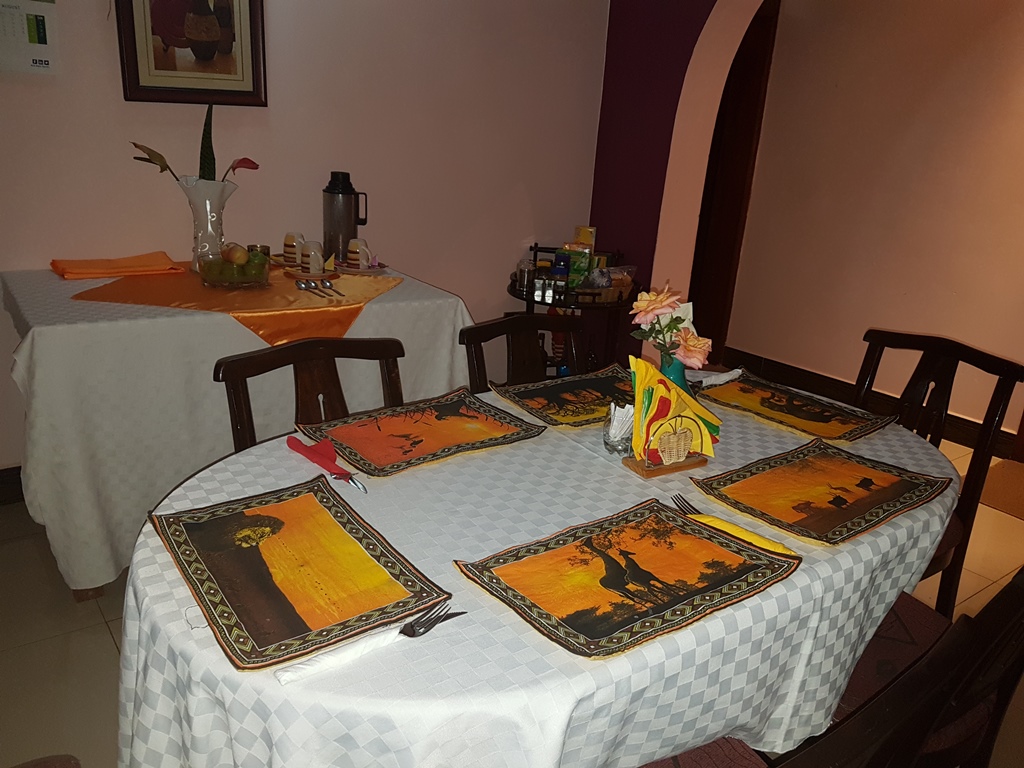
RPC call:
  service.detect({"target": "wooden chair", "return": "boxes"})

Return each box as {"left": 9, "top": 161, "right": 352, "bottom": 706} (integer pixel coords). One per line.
{"left": 213, "top": 337, "right": 404, "bottom": 452}
{"left": 458, "top": 313, "right": 585, "bottom": 394}
{"left": 642, "top": 565, "right": 1024, "bottom": 768}
{"left": 852, "top": 329, "right": 1024, "bottom": 617}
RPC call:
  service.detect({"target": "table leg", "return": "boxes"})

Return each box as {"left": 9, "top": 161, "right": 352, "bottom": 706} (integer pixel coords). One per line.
{"left": 72, "top": 586, "right": 104, "bottom": 602}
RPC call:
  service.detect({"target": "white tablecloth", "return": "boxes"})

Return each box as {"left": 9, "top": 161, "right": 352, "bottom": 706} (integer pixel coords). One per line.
{"left": 118, "top": 386, "right": 958, "bottom": 768}
{"left": 0, "top": 269, "right": 473, "bottom": 589}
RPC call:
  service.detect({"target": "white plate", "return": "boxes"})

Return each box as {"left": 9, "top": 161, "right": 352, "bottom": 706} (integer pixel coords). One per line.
{"left": 337, "top": 263, "right": 389, "bottom": 275}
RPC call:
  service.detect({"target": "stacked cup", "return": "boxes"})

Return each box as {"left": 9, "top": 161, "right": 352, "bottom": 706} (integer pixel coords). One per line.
{"left": 283, "top": 232, "right": 304, "bottom": 266}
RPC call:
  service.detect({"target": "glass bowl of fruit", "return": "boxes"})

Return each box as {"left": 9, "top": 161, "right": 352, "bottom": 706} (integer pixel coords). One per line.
{"left": 199, "top": 242, "right": 270, "bottom": 288}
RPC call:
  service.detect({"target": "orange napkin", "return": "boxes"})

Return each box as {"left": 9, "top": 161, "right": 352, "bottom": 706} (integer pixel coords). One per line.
{"left": 50, "top": 251, "right": 186, "bottom": 279}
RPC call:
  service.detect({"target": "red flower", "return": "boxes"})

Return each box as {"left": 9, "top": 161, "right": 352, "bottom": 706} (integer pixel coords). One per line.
{"left": 222, "top": 157, "right": 260, "bottom": 181}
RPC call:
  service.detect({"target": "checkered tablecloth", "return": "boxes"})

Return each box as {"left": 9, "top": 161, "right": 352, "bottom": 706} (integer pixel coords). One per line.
{"left": 0, "top": 269, "right": 473, "bottom": 590}
{"left": 118, "top": 386, "right": 958, "bottom": 768}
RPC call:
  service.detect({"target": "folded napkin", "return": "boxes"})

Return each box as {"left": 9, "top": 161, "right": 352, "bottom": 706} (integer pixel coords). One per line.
{"left": 51, "top": 251, "right": 185, "bottom": 279}
{"left": 697, "top": 368, "right": 743, "bottom": 388}
{"left": 630, "top": 355, "right": 722, "bottom": 462}
{"left": 273, "top": 625, "right": 401, "bottom": 685}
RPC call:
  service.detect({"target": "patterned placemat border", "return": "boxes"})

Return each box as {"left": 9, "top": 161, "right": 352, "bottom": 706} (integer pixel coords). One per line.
{"left": 693, "top": 438, "right": 952, "bottom": 544}
{"left": 151, "top": 476, "right": 450, "bottom": 669}
{"left": 490, "top": 364, "right": 634, "bottom": 427}
{"left": 298, "top": 387, "right": 546, "bottom": 477}
{"left": 697, "top": 369, "right": 896, "bottom": 441}
{"left": 456, "top": 499, "right": 800, "bottom": 658}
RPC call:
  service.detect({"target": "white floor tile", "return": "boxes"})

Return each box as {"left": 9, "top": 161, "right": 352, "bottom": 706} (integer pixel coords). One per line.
{"left": 912, "top": 567, "right": 991, "bottom": 609}
{"left": 0, "top": 623, "right": 120, "bottom": 767}
{"left": 0, "top": 535, "right": 105, "bottom": 652}
{"left": 954, "top": 570, "right": 1015, "bottom": 619}
{"left": 963, "top": 504, "right": 1024, "bottom": 581}
{"left": 939, "top": 440, "right": 972, "bottom": 462}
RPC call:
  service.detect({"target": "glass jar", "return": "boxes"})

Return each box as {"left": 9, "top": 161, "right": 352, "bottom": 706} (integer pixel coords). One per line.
{"left": 516, "top": 258, "right": 535, "bottom": 293}
{"left": 603, "top": 402, "right": 634, "bottom": 457}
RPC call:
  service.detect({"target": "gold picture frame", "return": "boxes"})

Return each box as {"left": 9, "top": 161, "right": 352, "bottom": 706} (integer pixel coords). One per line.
{"left": 115, "top": 0, "right": 267, "bottom": 106}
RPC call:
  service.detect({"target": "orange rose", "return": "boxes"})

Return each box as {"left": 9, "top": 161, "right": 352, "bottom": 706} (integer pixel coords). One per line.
{"left": 630, "top": 283, "right": 681, "bottom": 325}
{"left": 674, "top": 327, "right": 712, "bottom": 369}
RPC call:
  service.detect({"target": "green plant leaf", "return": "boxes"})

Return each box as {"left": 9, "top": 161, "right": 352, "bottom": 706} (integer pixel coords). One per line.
{"left": 130, "top": 142, "right": 179, "bottom": 181}
{"left": 199, "top": 104, "right": 216, "bottom": 181}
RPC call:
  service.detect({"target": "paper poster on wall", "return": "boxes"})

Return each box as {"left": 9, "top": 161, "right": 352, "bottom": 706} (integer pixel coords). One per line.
{"left": 0, "top": 0, "right": 58, "bottom": 74}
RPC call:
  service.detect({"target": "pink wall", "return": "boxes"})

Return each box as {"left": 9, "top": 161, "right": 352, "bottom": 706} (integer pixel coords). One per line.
{"left": 729, "top": 0, "right": 1024, "bottom": 425}
{"left": 0, "top": 1, "right": 609, "bottom": 467}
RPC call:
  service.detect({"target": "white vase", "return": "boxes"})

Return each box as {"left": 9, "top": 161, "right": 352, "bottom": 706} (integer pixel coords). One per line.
{"left": 178, "top": 176, "right": 237, "bottom": 273}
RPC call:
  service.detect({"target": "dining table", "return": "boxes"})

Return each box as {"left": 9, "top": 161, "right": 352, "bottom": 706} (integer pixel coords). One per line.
{"left": 0, "top": 266, "right": 474, "bottom": 591}
{"left": 117, "top": 372, "right": 959, "bottom": 768}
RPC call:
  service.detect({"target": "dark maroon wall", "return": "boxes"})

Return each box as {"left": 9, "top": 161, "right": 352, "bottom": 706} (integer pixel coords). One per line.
{"left": 589, "top": 0, "right": 717, "bottom": 359}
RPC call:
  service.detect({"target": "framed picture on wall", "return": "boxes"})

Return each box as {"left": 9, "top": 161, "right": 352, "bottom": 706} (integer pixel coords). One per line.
{"left": 115, "top": 0, "right": 267, "bottom": 107}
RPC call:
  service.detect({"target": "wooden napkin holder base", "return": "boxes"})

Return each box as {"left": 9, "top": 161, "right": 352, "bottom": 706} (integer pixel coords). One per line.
{"left": 622, "top": 455, "right": 708, "bottom": 479}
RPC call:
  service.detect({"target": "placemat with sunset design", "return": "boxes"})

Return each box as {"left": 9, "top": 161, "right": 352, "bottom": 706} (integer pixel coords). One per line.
{"left": 697, "top": 370, "right": 895, "bottom": 441}
{"left": 150, "top": 476, "right": 450, "bottom": 669}
{"left": 456, "top": 499, "right": 800, "bottom": 658}
{"left": 490, "top": 364, "right": 634, "bottom": 426}
{"left": 298, "top": 388, "right": 546, "bottom": 477}
{"left": 693, "top": 439, "right": 952, "bottom": 544}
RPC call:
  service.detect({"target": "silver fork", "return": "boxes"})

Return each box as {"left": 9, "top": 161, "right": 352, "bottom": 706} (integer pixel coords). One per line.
{"left": 670, "top": 493, "right": 701, "bottom": 516}
{"left": 400, "top": 602, "right": 451, "bottom": 637}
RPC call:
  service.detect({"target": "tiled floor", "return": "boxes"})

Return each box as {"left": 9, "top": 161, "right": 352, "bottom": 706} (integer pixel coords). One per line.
{"left": 1, "top": 441, "right": 1023, "bottom": 766}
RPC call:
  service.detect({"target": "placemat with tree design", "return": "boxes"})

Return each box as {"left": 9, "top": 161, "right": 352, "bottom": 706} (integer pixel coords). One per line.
{"left": 697, "top": 370, "right": 895, "bottom": 441}
{"left": 151, "top": 476, "right": 449, "bottom": 669}
{"left": 693, "top": 439, "right": 952, "bottom": 544}
{"left": 456, "top": 499, "right": 800, "bottom": 657}
{"left": 298, "top": 387, "right": 545, "bottom": 477}
{"left": 490, "top": 364, "right": 634, "bottom": 427}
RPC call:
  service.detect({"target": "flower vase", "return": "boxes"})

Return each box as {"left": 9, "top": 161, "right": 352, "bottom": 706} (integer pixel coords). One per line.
{"left": 179, "top": 176, "right": 236, "bottom": 273}
{"left": 660, "top": 352, "right": 696, "bottom": 397}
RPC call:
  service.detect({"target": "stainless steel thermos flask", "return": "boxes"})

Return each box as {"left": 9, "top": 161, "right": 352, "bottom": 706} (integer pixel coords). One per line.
{"left": 323, "top": 171, "right": 368, "bottom": 265}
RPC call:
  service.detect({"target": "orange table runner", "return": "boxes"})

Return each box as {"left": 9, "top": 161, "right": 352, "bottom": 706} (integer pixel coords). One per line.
{"left": 72, "top": 265, "right": 402, "bottom": 345}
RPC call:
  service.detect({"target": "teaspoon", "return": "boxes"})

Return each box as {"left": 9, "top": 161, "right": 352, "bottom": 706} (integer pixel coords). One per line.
{"left": 295, "top": 279, "right": 328, "bottom": 298}
{"left": 320, "top": 279, "right": 345, "bottom": 297}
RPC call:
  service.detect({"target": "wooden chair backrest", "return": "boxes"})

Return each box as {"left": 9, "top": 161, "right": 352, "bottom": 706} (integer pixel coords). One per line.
{"left": 853, "top": 328, "right": 1024, "bottom": 616}
{"left": 458, "top": 313, "right": 585, "bottom": 394}
{"left": 213, "top": 337, "right": 404, "bottom": 451}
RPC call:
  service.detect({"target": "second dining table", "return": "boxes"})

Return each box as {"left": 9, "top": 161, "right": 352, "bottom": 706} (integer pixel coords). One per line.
{"left": 1, "top": 266, "right": 474, "bottom": 591}
{"left": 118, "top": 372, "right": 958, "bottom": 768}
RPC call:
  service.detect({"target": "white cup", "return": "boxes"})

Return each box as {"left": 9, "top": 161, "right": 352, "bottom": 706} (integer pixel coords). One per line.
{"left": 347, "top": 238, "right": 373, "bottom": 269}
{"left": 302, "top": 241, "right": 324, "bottom": 274}
{"left": 283, "top": 232, "right": 305, "bottom": 265}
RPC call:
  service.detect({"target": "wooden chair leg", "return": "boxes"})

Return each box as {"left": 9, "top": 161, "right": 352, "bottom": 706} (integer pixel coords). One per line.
{"left": 934, "top": 556, "right": 966, "bottom": 619}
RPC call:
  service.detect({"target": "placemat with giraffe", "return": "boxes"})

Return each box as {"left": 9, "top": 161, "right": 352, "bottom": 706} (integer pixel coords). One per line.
{"left": 490, "top": 364, "right": 634, "bottom": 427}
{"left": 455, "top": 499, "right": 800, "bottom": 657}
{"left": 697, "top": 369, "right": 895, "bottom": 441}
{"left": 151, "top": 476, "right": 450, "bottom": 669}
{"left": 692, "top": 438, "right": 952, "bottom": 544}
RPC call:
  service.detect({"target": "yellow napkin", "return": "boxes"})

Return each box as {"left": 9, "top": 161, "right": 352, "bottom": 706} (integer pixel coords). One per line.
{"left": 51, "top": 251, "right": 185, "bottom": 279}
{"left": 630, "top": 355, "right": 722, "bottom": 462}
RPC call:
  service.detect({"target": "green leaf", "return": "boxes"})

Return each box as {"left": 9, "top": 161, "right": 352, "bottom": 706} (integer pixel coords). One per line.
{"left": 199, "top": 104, "right": 216, "bottom": 181}
{"left": 130, "top": 142, "right": 178, "bottom": 181}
